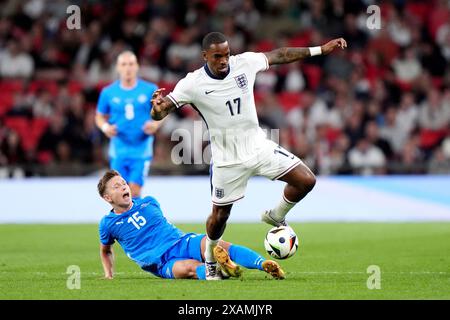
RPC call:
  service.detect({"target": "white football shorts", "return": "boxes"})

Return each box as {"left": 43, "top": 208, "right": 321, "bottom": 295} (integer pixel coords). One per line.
{"left": 210, "top": 139, "right": 303, "bottom": 206}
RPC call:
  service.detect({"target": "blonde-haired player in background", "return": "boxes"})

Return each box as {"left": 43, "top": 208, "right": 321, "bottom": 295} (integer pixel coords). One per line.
{"left": 96, "top": 51, "right": 162, "bottom": 198}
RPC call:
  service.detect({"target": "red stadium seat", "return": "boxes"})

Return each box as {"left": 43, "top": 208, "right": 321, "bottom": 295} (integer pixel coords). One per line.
{"left": 3, "top": 117, "right": 49, "bottom": 152}
{"left": 157, "top": 81, "right": 176, "bottom": 93}
{"left": 405, "top": 2, "right": 431, "bottom": 25}
{"left": 32, "top": 118, "right": 49, "bottom": 133}
{"left": 254, "top": 91, "right": 264, "bottom": 105}
{"left": 0, "top": 91, "right": 14, "bottom": 116}
{"left": 255, "top": 40, "right": 275, "bottom": 52}
{"left": 419, "top": 129, "right": 447, "bottom": 149}
{"left": 288, "top": 31, "right": 311, "bottom": 48}
{"left": 326, "top": 127, "right": 342, "bottom": 144}
{"left": 4, "top": 117, "right": 28, "bottom": 132}
{"left": 277, "top": 92, "right": 302, "bottom": 112}
{"left": 125, "top": 0, "right": 147, "bottom": 17}
{"left": 0, "top": 80, "right": 25, "bottom": 93}
{"left": 302, "top": 64, "right": 322, "bottom": 90}
{"left": 95, "top": 81, "right": 111, "bottom": 92}
{"left": 68, "top": 81, "right": 83, "bottom": 94}
{"left": 29, "top": 80, "right": 59, "bottom": 96}
{"left": 37, "top": 151, "right": 53, "bottom": 164}
{"left": 395, "top": 79, "right": 413, "bottom": 92}
{"left": 431, "top": 77, "right": 443, "bottom": 89}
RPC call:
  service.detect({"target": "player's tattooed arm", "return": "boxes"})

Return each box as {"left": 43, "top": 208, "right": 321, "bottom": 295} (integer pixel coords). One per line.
{"left": 265, "top": 47, "right": 311, "bottom": 65}
{"left": 264, "top": 38, "right": 347, "bottom": 65}
{"left": 151, "top": 88, "right": 176, "bottom": 120}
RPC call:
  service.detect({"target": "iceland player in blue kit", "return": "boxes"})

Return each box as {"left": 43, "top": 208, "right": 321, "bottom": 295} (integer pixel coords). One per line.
{"left": 96, "top": 51, "right": 161, "bottom": 198}
{"left": 98, "top": 170, "right": 285, "bottom": 280}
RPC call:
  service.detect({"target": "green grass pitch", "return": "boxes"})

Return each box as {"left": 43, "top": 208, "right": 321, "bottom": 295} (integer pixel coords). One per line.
{"left": 1, "top": 223, "right": 449, "bottom": 300}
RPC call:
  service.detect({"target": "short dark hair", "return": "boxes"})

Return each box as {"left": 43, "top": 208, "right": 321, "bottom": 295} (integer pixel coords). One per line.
{"left": 202, "top": 32, "right": 227, "bottom": 50}
{"left": 98, "top": 170, "right": 120, "bottom": 197}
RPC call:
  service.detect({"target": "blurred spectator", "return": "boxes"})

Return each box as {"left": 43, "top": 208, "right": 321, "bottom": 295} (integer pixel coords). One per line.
{"left": 73, "top": 24, "right": 101, "bottom": 69}
{"left": 327, "top": 93, "right": 351, "bottom": 129}
{"left": 348, "top": 138, "right": 386, "bottom": 175}
{"left": 418, "top": 88, "right": 450, "bottom": 131}
{"left": 442, "top": 135, "right": 450, "bottom": 159}
{"left": 342, "top": 13, "right": 368, "bottom": 50}
{"left": 87, "top": 51, "right": 116, "bottom": 86}
{"left": 392, "top": 46, "right": 422, "bottom": 84}
{"left": 323, "top": 46, "right": 354, "bottom": 80}
{"left": 32, "top": 89, "right": 53, "bottom": 118}
{"left": 7, "top": 90, "right": 34, "bottom": 118}
{"left": 258, "top": 93, "right": 288, "bottom": 131}
{"left": 387, "top": 8, "right": 412, "bottom": 47}
{"left": 324, "top": 133, "right": 351, "bottom": 175}
{"left": 436, "top": 19, "right": 450, "bottom": 61}
{"left": 427, "top": 146, "right": 450, "bottom": 174}
{"left": 1, "top": 129, "right": 25, "bottom": 165}
{"left": 399, "top": 133, "right": 426, "bottom": 174}
{"left": 0, "top": 39, "right": 34, "bottom": 78}
{"left": 365, "top": 120, "right": 394, "bottom": 160}
{"left": 397, "top": 92, "right": 419, "bottom": 135}
{"left": 221, "top": 16, "right": 245, "bottom": 54}
{"left": 343, "top": 111, "right": 364, "bottom": 148}
{"left": 379, "top": 107, "right": 409, "bottom": 154}
{"left": 284, "top": 63, "right": 305, "bottom": 92}
{"left": 368, "top": 28, "right": 400, "bottom": 69}
{"left": 37, "top": 112, "right": 69, "bottom": 162}
{"left": 166, "top": 28, "right": 201, "bottom": 70}
{"left": 234, "top": 0, "right": 261, "bottom": 34}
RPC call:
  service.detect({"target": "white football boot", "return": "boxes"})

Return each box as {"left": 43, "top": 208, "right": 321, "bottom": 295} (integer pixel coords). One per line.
{"left": 205, "top": 261, "right": 222, "bottom": 280}
{"left": 261, "top": 210, "right": 289, "bottom": 227}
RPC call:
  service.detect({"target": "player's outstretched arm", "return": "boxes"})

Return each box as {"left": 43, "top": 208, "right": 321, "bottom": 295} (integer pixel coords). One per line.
{"left": 151, "top": 88, "right": 176, "bottom": 121}
{"left": 100, "top": 244, "right": 114, "bottom": 279}
{"left": 264, "top": 38, "right": 347, "bottom": 66}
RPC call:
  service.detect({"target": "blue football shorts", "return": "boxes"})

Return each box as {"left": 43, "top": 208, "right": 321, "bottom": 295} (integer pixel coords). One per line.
{"left": 110, "top": 158, "right": 151, "bottom": 187}
{"left": 151, "top": 233, "right": 205, "bottom": 279}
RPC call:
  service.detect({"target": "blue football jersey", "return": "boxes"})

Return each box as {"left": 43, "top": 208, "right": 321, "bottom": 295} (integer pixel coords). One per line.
{"left": 99, "top": 196, "right": 184, "bottom": 268}
{"left": 97, "top": 79, "right": 158, "bottom": 159}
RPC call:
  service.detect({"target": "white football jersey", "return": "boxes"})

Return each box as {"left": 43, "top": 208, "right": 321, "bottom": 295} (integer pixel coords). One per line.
{"left": 167, "top": 52, "right": 270, "bottom": 166}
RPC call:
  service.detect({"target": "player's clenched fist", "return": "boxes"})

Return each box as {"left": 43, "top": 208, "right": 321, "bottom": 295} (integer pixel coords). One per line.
{"left": 151, "top": 88, "right": 166, "bottom": 112}
{"left": 321, "top": 38, "right": 347, "bottom": 55}
{"left": 101, "top": 123, "right": 118, "bottom": 138}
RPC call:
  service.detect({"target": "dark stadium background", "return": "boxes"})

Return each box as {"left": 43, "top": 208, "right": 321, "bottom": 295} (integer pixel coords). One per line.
{"left": 0, "top": 0, "right": 449, "bottom": 178}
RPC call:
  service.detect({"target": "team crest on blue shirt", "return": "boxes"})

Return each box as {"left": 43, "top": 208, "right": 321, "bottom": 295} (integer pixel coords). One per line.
{"left": 112, "top": 97, "right": 121, "bottom": 104}
{"left": 215, "top": 187, "right": 225, "bottom": 199}
{"left": 138, "top": 94, "right": 148, "bottom": 103}
{"left": 234, "top": 73, "right": 248, "bottom": 89}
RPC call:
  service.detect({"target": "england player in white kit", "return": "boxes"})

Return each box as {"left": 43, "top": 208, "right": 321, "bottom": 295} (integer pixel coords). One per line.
{"left": 151, "top": 32, "right": 347, "bottom": 280}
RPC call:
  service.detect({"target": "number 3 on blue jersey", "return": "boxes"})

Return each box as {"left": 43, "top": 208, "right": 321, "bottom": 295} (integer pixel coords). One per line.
{"left": 127, "top": 212, "right": 146, "bottom": 229}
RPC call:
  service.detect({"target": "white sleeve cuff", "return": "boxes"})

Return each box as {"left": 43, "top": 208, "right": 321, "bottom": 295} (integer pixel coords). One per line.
{"left": 309, "top": 46, "right": 322, "bottom": 56}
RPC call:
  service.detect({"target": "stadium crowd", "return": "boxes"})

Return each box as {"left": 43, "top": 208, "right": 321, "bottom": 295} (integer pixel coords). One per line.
{"left": 0, "top": 0, "right": 450, "bottom": 178}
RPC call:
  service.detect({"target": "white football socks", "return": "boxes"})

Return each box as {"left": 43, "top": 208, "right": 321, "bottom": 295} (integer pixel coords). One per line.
{"left": 204, "top": 235, "right": 220, "bottom": 263}
{"left": 270, "top": 195, "right": 297, "bottom": 222}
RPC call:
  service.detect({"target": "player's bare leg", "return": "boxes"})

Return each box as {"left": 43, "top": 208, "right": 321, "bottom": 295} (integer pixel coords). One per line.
{"left": 172, "top": 259, "right": 203, "bottom": 279}
{"left": 204, "top": 204, "right": 232, "bottom": 280}
{"left": 262, "top": 163, "right": 316, "bottom": 226}
{"left": 129, "top": 183, "right": 141, "bottom": 198}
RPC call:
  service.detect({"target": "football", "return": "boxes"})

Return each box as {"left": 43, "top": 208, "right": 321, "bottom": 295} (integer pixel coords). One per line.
{"left": 264, "top": 226, "right": 299, "bottom": 259}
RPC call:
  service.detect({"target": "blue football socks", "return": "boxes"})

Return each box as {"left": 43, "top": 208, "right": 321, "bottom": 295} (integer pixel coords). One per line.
{"left": 228, "top": 244, "right": 265, "bottom": 271}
